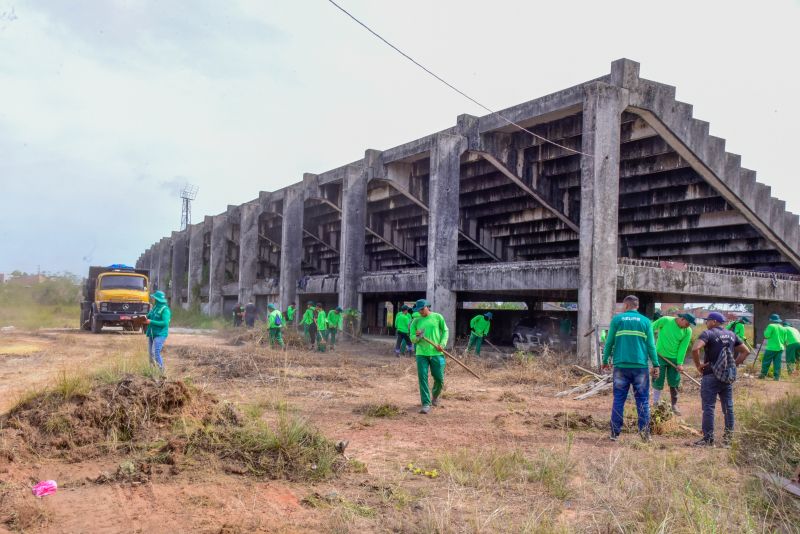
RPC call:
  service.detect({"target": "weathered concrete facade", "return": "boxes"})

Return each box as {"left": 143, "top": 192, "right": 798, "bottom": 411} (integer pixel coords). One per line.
{"left": 137, "top": 59, "right": 800, "bottom": 365}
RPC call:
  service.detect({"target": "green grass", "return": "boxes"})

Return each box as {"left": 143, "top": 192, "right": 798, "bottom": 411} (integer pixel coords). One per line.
{"left": 357, "top": 403, "right": 401, "bottom": 418}
{"left": 170, "top": 307, "right": 228, "bottom": 329}
{"left": 52, "top": 371, "right": 91, "bottom": 401}
{"left": 0, "top": 274, "right": 81, "bottom": 329}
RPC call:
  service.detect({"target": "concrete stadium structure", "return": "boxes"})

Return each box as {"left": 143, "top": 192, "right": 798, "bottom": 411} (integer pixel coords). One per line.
{"left": 136, "top": 59, "right": 800, "bottom": 365}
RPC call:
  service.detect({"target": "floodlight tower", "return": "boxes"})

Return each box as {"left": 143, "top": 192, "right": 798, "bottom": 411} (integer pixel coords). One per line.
{"left": 180, "top": 183, "right": 199, "bottom": 230}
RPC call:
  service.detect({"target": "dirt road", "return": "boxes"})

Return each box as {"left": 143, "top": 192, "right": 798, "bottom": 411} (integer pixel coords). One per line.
{"left": 0, "top": 329, "right": 795, "bottom": 533}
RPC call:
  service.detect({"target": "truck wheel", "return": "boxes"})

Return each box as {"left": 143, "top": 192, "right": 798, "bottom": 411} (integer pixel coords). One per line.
{"left": 80, "top": 308, "right": 90, "bottom": 331}
{"left": 91, "top": 313, "right": 103, "bottom": 333}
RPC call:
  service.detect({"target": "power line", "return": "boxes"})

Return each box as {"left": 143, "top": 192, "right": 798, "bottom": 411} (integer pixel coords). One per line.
{"left": 326, "top": 0, "right": 590, "bottom": 157}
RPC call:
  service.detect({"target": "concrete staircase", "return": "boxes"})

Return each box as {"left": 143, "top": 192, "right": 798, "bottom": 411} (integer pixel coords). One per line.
{"left": 612, "top": 59, "right": 800, "bottom": 271}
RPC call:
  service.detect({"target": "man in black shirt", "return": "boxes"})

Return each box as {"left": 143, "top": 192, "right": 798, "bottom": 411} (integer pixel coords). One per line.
{"left": 690, "top": 312, "right": 750, "bottom": 447}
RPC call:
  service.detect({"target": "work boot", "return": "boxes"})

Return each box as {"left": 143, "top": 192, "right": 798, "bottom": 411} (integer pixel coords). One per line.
{"left": 432, "top": 396, "right": 440, "bottom": 407}
{"left": 639, "top": 430, "right": 651, "bottom": 443}
{"left": 692, "top": 438, "right": 714, "bottom": 447}
{"left": 669, "top": 387, "right": 681, "bottom": 416}
{"left": 419, "top": 405, "right": 431, "bottom": 414}
{"left": 609, "top": 433, "right": 619, "bottom": 442}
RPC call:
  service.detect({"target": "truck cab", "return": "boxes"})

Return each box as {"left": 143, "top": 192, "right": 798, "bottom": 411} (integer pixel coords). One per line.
{"left": 81, "top": 265, "right": 151, "bottom": 333}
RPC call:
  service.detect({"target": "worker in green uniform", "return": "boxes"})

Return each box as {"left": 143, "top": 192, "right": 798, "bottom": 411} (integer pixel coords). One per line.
{"left": 466, "top": 312, "right": 492, "bottom": 356}
{"left": 315, "top": 303, "right": 327, "bottom": 350}
{"left": 410, "top": 299, "right": 449, "bottom": 414}
{"left": 652, "top": 310, "right": 663, "bottom": 321}
{"left": 145, "top": 290, "right": 171, "bottom": 375}
{"left": 286, "top": 304, "right": 296, "bottom": 325}
{"left": 782, "top": 321, "right": 799, "bottom": 375}
{"left": 267, "top": 303, "right": 285, "bottom": 350}
{"left": 725, "top": 316, "right": 751, "bottom": 346}
{"left": 301, "top": 301, "right": 315, "bottom": 342}
{"left": 326, "top": 306, "right": 342, "bottom": 350}
{"left": 651, "top": 313, "right": 695, "bottom": 415}
{"left": 760, "top": 314, "right": 786, "bottom": 380}
{"left": 394, "top": 305, "right": 413, "bottom": 356}
{"left": 601, "top": 295, "right": 659, "bottom": 442}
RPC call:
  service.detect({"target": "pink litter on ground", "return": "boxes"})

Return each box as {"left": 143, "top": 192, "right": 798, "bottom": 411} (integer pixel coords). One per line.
{"left": 32, "top": 480, "right": 57, "bottom": 497}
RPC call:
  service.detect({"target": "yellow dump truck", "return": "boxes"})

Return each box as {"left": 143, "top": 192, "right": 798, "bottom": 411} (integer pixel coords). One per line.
{"left": 80, "top": 265, "right": 151, "bottom": 333}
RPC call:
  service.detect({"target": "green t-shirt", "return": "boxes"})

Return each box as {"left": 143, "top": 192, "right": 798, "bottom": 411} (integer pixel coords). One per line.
{"left": 146, "top": 303, "right": 171, "bottom": 338}
{"left": 410, "top": 312, "right": 449, "bottom": 356}
{"left": 286, "top": 306, "right": 295, "bottom": 321}
{"left": 301, "top": 308, "right": 315, "bottom": 325}
{"left": 268, "top": 309, "right": 283, "bottom": 329}
{"left": 603, "top": 310, "right": 658, "bottom": 368}
{"left": 764, "top": 323, "right": 785, "bottom": 351}
{"left": 326, "top": 310, "right": 342, "bottom": 329}
{"left": 469, "top": 315, "right": 490, "bottom": 337}
{"left": 652, "top": 316, "right": 692, "bottom": 364}
{"left": 784, "top": 325, "right": 800, "bottom": 346}
{"left": 394, "top": 312, "right": 411, "bottom": 334}
{"left": 316, "top": 310, "right": 327, "bottom": 330}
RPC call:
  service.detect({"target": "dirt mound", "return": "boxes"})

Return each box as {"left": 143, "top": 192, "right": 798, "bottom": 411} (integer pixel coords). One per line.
{"left": 3, "top": 375, "right": 215, "bottom": 457}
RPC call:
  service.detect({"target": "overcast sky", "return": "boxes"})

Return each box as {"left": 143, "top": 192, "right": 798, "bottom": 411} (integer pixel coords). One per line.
{"left": 1, "top": 0, "right": 798, "bottom": 276}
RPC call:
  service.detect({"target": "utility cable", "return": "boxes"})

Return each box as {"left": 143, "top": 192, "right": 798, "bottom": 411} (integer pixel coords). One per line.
{"left": 326, "top": 0, "right": 591, "bottom": 157}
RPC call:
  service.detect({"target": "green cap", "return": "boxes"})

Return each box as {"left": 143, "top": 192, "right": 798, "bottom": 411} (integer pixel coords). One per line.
{"left": 677, "top": 313, "right": 696, "bottom": 326}
{"left": 769, "top": 313, "right": 782, "bottom": 322}
{"left": 484, "top": 312, "right": 493, "bottom": 319}
{"left": 412, "top": 299, "right": 430, "bottom": 312}
{"left": 150, "top": 290, "right": 168, "bottom": 304}
{"left": 739, "top": 316, "right": 751, "bottom": 324}
{"left": 267, "top": 303, "right": 276, "bottom": 309}
{"left": 307, "top": 301, "right": 315, "bottom": 307}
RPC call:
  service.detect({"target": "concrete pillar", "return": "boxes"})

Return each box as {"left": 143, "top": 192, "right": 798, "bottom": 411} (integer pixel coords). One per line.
{"left": 427, "top": 132, "right": 467, "bottom": 343}
{"left": 754, "top": 301, "right": 799, "bottom": 346}
{"left": 156, "top": 237, "right": 171, "bottom": 294}
{"left": 238, "top": 201, "right": 260, "bottom": 305}
{"left": 339, "top": 159, "right": 369, "bottom": 331}
{"left": 577, "top": 82, "right": 627, "bottom": 366}
{"left": 279, "top": 183, "right": 304, "bottom": 312}
{"left": 170, "top": 230, "right": 189, "bottom": 308}
{"left": 208, "top": 214, "right": 228, "bottom": 316}
{"left": 187, "top": 220, "right": 206, "bottom": 310}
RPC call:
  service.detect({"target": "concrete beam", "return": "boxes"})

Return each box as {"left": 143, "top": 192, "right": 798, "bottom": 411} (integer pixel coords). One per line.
{"left": 170, "top": 230, "right": 189, "bottom": 308}
{"left": 340, "top": 158, "right": 368, "bottom": 328}
{"left": 156, "top": 237, "right": 171, "bottom": 294}
{"left": 238, "top": 200, "right": 261, "bottom": 305}
{"left": 427, "top": 132, "right": 468, "bottom": 339}
{"left": 187, "top": 220, "right": 207, "bottom": 310}
{"left": 578, "top": 82, "right": 627, "bottom": 366}
{"left": 279, "top": 183, "right": 304, "bottom": 312}
{"left": 208, "top": 213, "right": 228, "bottom": 316}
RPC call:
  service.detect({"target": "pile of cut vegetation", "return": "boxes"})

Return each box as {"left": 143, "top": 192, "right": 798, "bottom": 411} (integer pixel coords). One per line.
{"left": 1, "top": 372, "right": 347, "bottom": 482}
{"left": 3, "top": 374, "right": 213, "bottom": 457}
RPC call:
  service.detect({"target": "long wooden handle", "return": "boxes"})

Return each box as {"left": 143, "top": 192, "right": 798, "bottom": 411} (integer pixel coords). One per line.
{"left": 421, "top": 336, "right": 482, "bottom": 380}
{"left": 659, "top": 356, "right": 702, "bottom": 387}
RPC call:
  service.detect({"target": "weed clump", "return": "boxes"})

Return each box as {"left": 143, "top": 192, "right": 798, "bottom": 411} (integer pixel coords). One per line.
{"left": 355, "top": 403, "right": 401, "bottom": 418}
{"left": 188, "top": 410, "right": 345, "bottom": 481}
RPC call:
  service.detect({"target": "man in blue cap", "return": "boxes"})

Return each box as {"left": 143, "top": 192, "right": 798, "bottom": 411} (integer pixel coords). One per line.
{"left": 690, "top": 311, "right": 749, "bottom": 446}
{"left": 466, "top": 312, "right": 492, "bottom": 356}
{"left": 760, "top": 313, "right": 786, "bottom": 380}
{"left": 144, "top": 290, "right": 171, "bottom": 374}
{"left": 409, "top": 299, "right": 449, "bottom": 414}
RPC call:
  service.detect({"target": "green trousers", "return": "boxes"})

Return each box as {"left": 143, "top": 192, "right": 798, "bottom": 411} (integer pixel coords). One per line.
{"left": 269, "top": 327, "right": 285, "bottom": 349}
{"left": 760, "top": 350, "right": 783, "bottom": 380}
{"left": 467, "top": 333, "right": 484, "bottom": 355}
{"left": 417, "top": 355, "right": 446, "bottom": 407}
{"left": 303, "top": 323, "right": 310, "bottom": 341}
{"left": 786, "top": 343, "right": 799, "bottom": 373}
{"left": 327, "top": 328, "right": 337, "bottom": 348}
{"left": 652, "top": 355, "right": 681, "bottom": 389}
